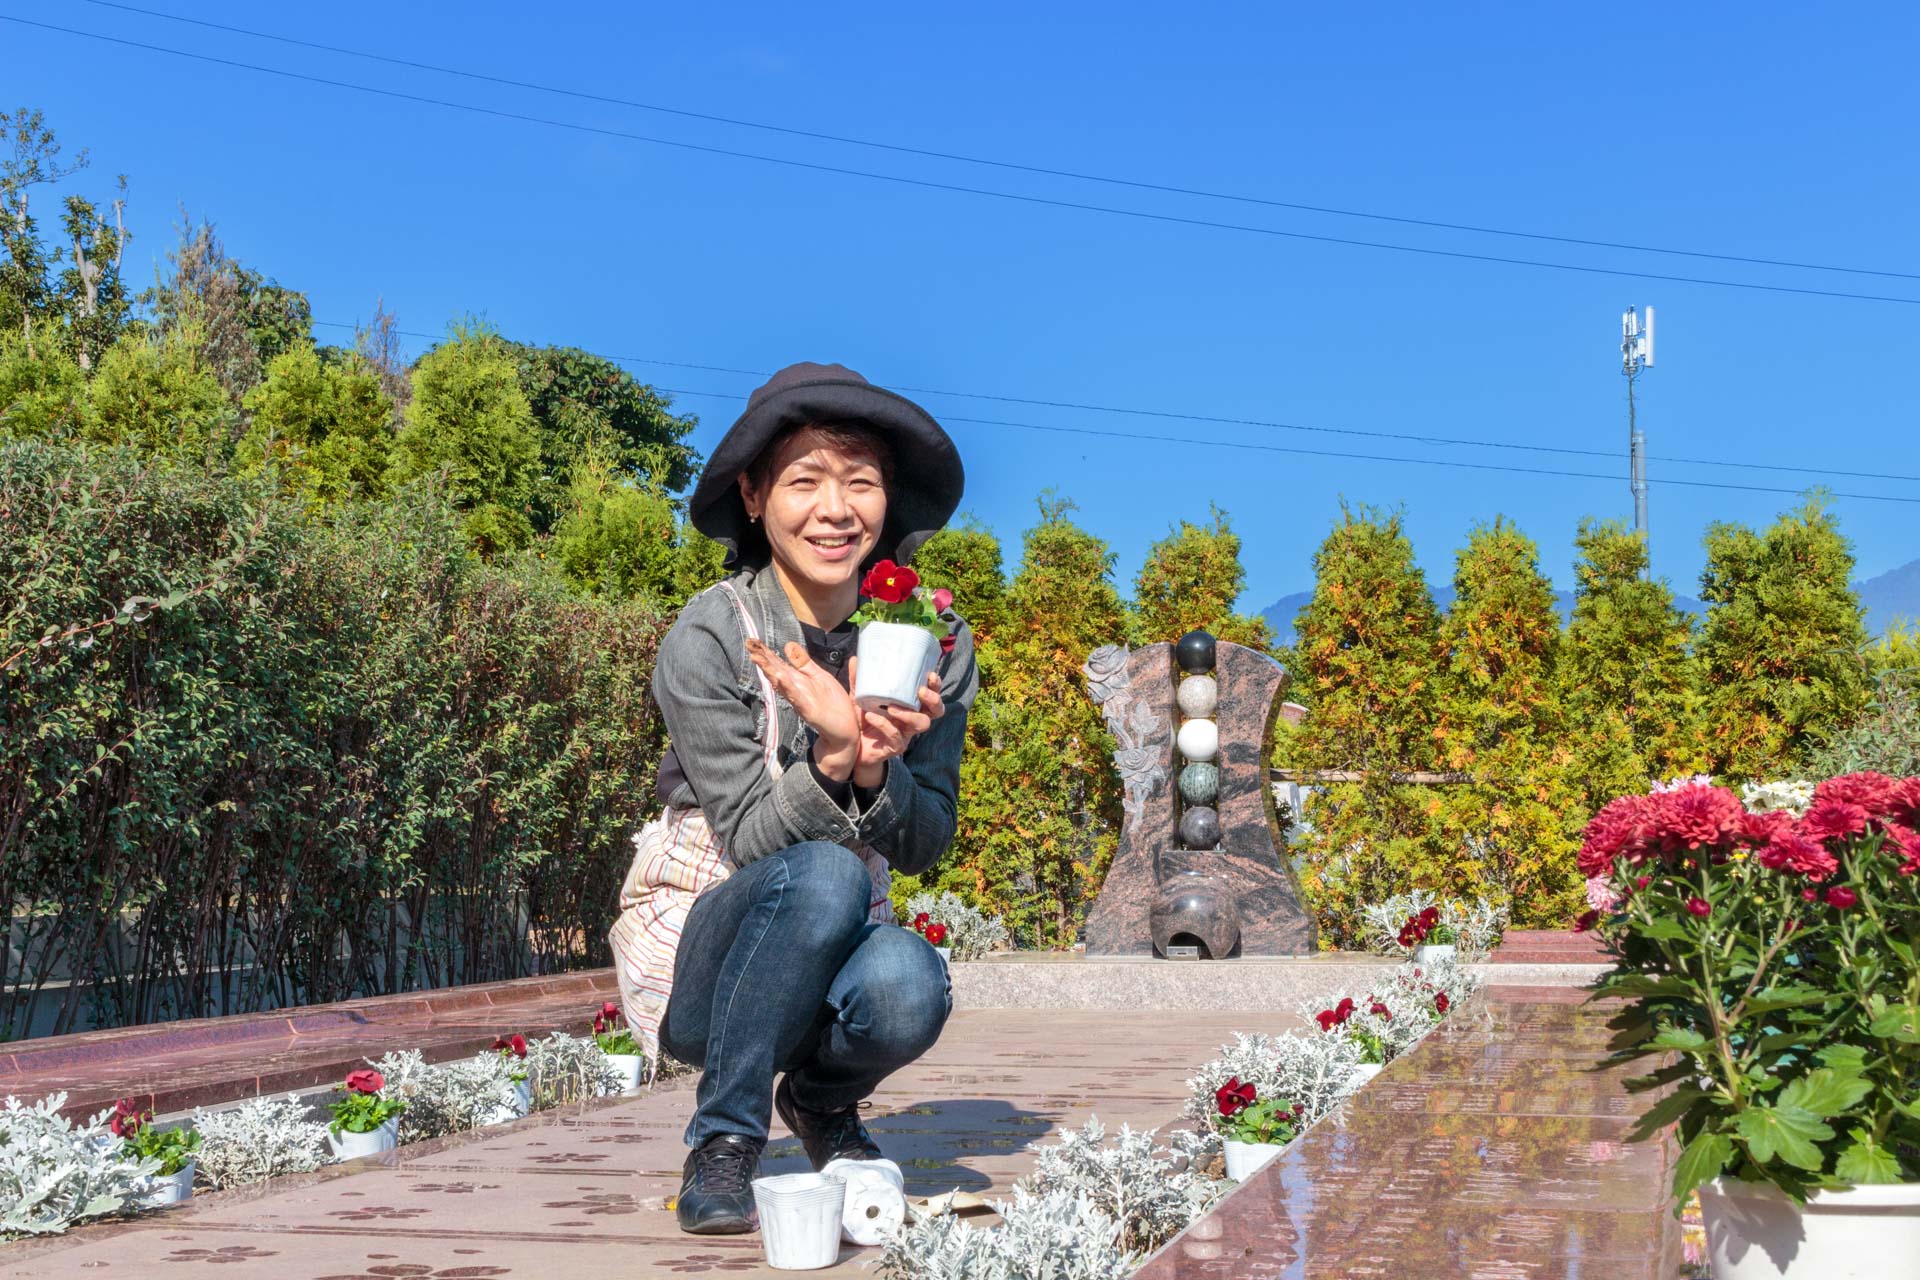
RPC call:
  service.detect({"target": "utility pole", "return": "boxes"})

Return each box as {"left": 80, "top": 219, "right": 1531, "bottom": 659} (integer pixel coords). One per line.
{"left": 1621, "top": 306, "right": 1654, "bottom": 561}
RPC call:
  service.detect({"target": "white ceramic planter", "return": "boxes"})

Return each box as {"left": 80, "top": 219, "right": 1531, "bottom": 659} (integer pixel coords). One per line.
{"left": 853, "top": 622, "right": 941, "bottom": 711}
{"left": 753, "top": 1172, "right": 846, "bottom": 1270}
{"left": 326, "top": 1118, "right": 398, "bottom": 1161}
{"left": 1223, "top": 1138, "right": 1286, "bottom": 1182}
{"left": 605, "top": 1053, "right": 646, "bottom": 1094}
{"left": 138, "top": 1161, "right": 196, "bottom": 1207}
{"left": 1412, "top": 943, "right": 1456, "bottom": 966}
{"left": 1699, "top": 1176, "right": 1920, "bottom": 1280}
{"left": 933, "top": 946, "right": 951, "bottom": 968}
{"left": 1349, "top": 1062, "right": 1384, "bottom": 1086}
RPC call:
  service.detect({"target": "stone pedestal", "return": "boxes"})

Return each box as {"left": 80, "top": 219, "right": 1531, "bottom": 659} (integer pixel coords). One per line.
{"left": 1081, "top": 640, "right": 1317, "bottom": 957}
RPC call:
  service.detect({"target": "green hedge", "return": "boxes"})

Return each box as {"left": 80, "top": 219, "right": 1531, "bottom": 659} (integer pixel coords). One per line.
{"left": 0, "top": 440, "right": 669, "bottom": 1038}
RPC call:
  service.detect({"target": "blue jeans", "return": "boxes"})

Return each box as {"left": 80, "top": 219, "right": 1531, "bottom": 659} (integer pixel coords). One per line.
{"left": 661, "top": 841, "right": 952, "bottom": 1147}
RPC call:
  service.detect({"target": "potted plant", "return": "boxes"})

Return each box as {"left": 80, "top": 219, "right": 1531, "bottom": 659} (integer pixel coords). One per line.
{"left": 111, "top": 1098, "right": 201, "bottom": 1206}
{"left": 1398, "top": 905, "right": 1458, "bottom": 965}
{"left": 486, "top": 1034, "right": 532, "bottom": 1121}
{"left": 326, "top": 1069, "right": 405, "bottom": 1161}
{"left": 1580, "top": 773, "right": 1920, "bottom": 1280}
{"left": 850, "top": 562, "right": 951, "bottom": 711}
{"left": 1213, "top": 1077, "right": 1303, "bottom": 1181}
{"left": 592, "top": 1003, "right": 646, "bottom": 1093}
{"left": 910, "top": 912, "right": 952, "bottom": 964}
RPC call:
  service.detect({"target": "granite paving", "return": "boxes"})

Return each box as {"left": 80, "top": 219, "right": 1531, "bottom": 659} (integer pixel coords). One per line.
{"left": 1133, "top": 986, "right": 1682, "bottom": 1280}
{"left": 3, "top": 1008, "right": 1282, "bottom": 1278}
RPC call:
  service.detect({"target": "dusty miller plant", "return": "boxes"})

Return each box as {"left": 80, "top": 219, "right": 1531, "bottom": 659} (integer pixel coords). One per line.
{"left": 903, "top": 890, "right": 1010, "bottom": 961}
{"left": 1182, "top": 1030, "right": 1365, "bottom": 1149}
{"left": 1, "top": 1093, "right": 159, "bottom": 1238}
{"left": 1022, "top": 1118, "right": 1223, "bottom": 1255}
{"left": 367, "top": 1049, "right": 518, "bottom": 1141}
{"left": 877, "top": 1186, "right": 1136, "bottom": 1280}
{"left": 1357, "top": 889, "right": 1507, "bottom": 961}
{"left": 526, "top": 1032, "right": 623, "bottom": 1109}
{"left": 190, "top": 1093, "right": 329, "bottom": 1188}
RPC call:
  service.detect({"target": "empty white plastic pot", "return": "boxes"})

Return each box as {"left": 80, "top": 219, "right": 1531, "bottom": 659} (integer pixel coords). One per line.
{"left": 820, "top": 1157, "right": 907, "bottom": 1245}
{"left": 753, "top": 1172, "right": 846, "bottom": 1270}
{"left": 854, "top": 623, "right": 942, "bottom": 711}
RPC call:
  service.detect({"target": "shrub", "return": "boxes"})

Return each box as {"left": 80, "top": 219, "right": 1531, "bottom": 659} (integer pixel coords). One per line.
{"left": 0, "top": 439, "right": 672, "bottom": 1038}
{"left": 368, "top": 1049, "right": 517, "bottom": 1143}
{"left": 525, "top": 1032, "right": 623, "bottom": 1109}
{"left": 0, "top": 1093, "right": 158, "bottom": 1238}
{"left": 1022, "top": 1119, "right": 1221, "bottom": 1255}
{"left": 901, "top": 890, "right": 1009, "bottom": 961}
{"left": 190, "top": 1094, "right": 329, "bottom": 1188}
{"left": 878, "top": 1186, "right": 1136, "bottom": 1280}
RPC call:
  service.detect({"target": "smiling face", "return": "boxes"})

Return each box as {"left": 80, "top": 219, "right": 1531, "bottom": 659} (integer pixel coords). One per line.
{"left": 738, "top": 424, "right": 891, "bottom": 620}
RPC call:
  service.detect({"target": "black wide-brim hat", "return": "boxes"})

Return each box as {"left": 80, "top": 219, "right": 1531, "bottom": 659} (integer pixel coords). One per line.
{"left": 689, "top": 361, "right": 965, "bottom": 567}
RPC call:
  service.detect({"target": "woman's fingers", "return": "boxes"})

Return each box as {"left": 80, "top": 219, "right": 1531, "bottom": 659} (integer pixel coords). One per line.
{"left": 861, "top": 709, "right": 909, "bottom": 756}
{"left": 917, "top": 680, "right": 946, "bottom": 721}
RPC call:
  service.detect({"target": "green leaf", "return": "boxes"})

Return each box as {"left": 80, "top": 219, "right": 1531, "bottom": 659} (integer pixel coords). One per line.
{"left": 1673, "top": 1130, "right": 1734, "bottom": 1203}
{"left": 1648, "top": 1027, "right": 1710, "bottom": 1052}
{"left": 1743, "top": 985, "right": 1833, "bottom": 1014}
{"left": 1638, "top": 918, "right": 1692, "bottom": 943}
{"left": 1626, "top": 1085, "right": 1707, "bottom": 1143}
{"left": 1734, "top": 1105, "right": 1833, "bottom": 1171}
{"left": 1777, "top": 1068, "right": 1872, "bottom": 1118}
{"left": 1868, "top": 1005, "right": 1920, "bottom": 1043}
{"left": 1599, "top": 973, "right": 1694, "bottom": 999}
{"left": 1814, "top": 1044, "right": 1870, "bottom": 1074}
{"left": 1834, "top": 1130, "right": 1903, "bottom": 1185}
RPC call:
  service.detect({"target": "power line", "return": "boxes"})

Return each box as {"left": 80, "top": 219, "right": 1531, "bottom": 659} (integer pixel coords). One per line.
{"left": 307, "top": 320, "right": 1920, "bottom": 488}
{"left": 76, "top": 0, "right": 1920, "bottom": 285}
{"left": 650, "top": 384, "right": 1920, "bottom": 506}
{"left": 14, "top": 15, "right": 1920, "bottom": 308}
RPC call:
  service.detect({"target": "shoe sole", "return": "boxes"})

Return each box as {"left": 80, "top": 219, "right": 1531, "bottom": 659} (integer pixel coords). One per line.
{"left": 678, "top": 1214, "right": 757, "bottom": 1235}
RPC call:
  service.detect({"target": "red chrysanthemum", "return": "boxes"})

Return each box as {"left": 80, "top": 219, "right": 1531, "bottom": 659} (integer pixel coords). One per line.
{"left": 1799, "top": 801, "right": 1871, "bottom": 845}
{"left": 1574, "top": 909, "right": 1600, "bottom": 933}
{"left": 1684, "top": 896, "right": 1712, "bottom": 918}
{"left": 1824, "top": 886, "right": 1859, "bottom": 910}
{"left": 1733, "top": 810, "right": 1791, "bottom": 847}
{"left": 1643, "top": 785, "right": 1743, "bottom": 855}
{"left": 1215, "top": 1076, "right": 1256, "bottom": 1118}
{"left": 860, "top": 559, "right": 919, "bottom": 604}
{"left": 1578, "top": 793, "right": 1655, "bottom": 877}
{"left": 1814, "top": 772, "right": 1901, "bottom": 819}
{"left": 1758, "top": 829, "right": 1840, "bottom": 880}
{"left": 1888, "top": 778, "right": 1920, "bottom": 827}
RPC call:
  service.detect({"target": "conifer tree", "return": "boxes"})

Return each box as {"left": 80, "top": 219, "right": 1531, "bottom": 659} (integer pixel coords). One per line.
{"left": 1285, "top": 504, "right": 1444, "bottom": 944}
{"left": 236, "top": 344, "right": 394, "bottom": 505}
{"left": 1432, "top": 519, "right": 1583, "bottom": 926}
{"left": 914, "top": 516, "right": 1009, "bottom": 646}
{"left": 1697, "top": 497, "right": 1871, "bottom": 778}
{"left": 925, "top": 496, "right": 1127, "bottom": 946}
{"left": 1128, "top": 507, "right": 1272, "bottom": 650}
{"left": 1561, "top": 518, "right": 1705, "bottom": 801}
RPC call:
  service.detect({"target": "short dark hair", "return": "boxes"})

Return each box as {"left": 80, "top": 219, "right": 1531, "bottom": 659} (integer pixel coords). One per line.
{"left": 746, "top": 421, "right": 895, "bottom": 495}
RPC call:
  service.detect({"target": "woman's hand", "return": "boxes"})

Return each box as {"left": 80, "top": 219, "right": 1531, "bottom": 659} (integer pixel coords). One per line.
{"left": 745, "top": 639, "right": 861, "bottom": 781}
{"left": 849, "top": 663, "right": 944, "bottom": 789}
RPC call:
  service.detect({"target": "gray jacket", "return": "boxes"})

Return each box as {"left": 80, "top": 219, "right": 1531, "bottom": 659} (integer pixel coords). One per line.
{"left": 652, "top": 566, "right": 977, "bottom": 876}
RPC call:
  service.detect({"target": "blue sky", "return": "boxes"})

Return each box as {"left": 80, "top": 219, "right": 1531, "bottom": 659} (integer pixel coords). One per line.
{"left": 8, "top": 1, "right": 1917, "bottom": 613}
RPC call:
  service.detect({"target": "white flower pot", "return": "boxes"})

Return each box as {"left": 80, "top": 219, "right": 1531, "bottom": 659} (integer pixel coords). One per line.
{"left": 1349, "top": 1063, "right": 1384, "bottom": 1086}
{"left": 1223, "top": 1138, "right": 1286, "bottom": 1182}
{"left": 606, "top": 1053, "right": 646, "bottom": 1094}
{"left": 138, "top": 1161, "right": 196, "bottom": 1206}
{"left": 853, "top": 622, "right": 941, "bottom": 711}
{"left": 1699, "top": 1176, "right": 1920, "bottom": 1280}
{"left": 753, "top": 1172, "right": 846, "bottom": 1270}
{"left": 933, "top": 945, "right": 951, "bottom": 968}
{"left": 820, "top": 1157, "right": 906, "bottom": 1246}
{"left": 1412, "top": 943, "right": 1456, "bottom": 966}
{"left": 327, "top": 1117, "right": 398, "bottom": 1161}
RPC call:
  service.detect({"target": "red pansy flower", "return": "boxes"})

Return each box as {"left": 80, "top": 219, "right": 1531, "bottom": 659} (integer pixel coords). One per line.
{"left": 1433, "top": 993, "right": 1450, "bottom": 1015}
{"left": 1315, "top": 997, "right": 1356, "bottom": 1032}
{"left": 860, "top": 560, "right": 919, "bottom": 604}
{"left": 1825, "top": 886, "right": 1859, "bottom": 910}
{"left": 492, "top": 1034, "right": 528, "bottom": 1058}
{"left": 1684, "top": 896, "right": 1712, "bottom": 918}
{"left": 344, "top": 1069, "right": 385, "bottom": 1095}
{"left": 109, "top": 1098, "right": 147, "bottom": 1139}
{"left": 1369, "top": 1001, "right": 1391, "bottom": 1019}
{"left": 925, "top": 923, "right": 949, "bottom": 947}
{"left": 912, "top": 912, "right": 931, "bottom": 934}
{"left": 1215, "top": 1076, "right": 1256, "bottom": 1118}
{"left": 601, "top": 1001, "right": 620, "bottom": 1020}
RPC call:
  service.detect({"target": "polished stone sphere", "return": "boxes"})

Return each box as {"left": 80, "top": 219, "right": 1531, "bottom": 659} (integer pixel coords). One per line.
{"left": 1176, "top": 674, "right": 1218, "bottom": 718}
{"left": 1150, "top": 869, "right": 1240, "bottom": 959}
{"left": 1178, "top": 761, "right": 1220, "bottom": 806}
{"left": 1178, "top": 805, "right": 1221, "bottom": 849}
{"left": 1176, "top": 629, "right": 1216, "bottom": 674}
{"left": 1176, "top": 717, "right": 1219, "bottom": 763}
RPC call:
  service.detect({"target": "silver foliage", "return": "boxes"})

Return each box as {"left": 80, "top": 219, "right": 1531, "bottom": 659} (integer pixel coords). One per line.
{"left": 1, "top": 1093, "right": 158, "bottom": 1238}
{"left": 190, "top": 1093, "right": 330, "bottom": 1188}
{"left": 902, "top": 890, "right": 1010, "bottom": 961}
{"left": 1023, "top": 1118, "right": 1222, "bottom": 1254}
{"left": 525, "top": 1032, "right": 623, "bottom": 1109}
{"left": 1356, "top": 889, "right": 1507, "bottom": 962}
{"left": 877, "top": 1186, "right": 1138, "bottom": 1280}
{"left": 368, "top": 1048, "right": 518, "bottom": 1142}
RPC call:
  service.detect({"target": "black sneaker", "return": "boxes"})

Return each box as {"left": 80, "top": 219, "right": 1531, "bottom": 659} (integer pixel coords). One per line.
{"left": 774, "top": 1075, "right": 883, "bottom": 1170}
{"left": 676, "top": 1133, "right": 763, "bottom": 1235}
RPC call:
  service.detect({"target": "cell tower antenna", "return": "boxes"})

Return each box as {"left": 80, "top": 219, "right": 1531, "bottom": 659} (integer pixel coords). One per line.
{"left": 1621, "top": 306, "right": 1653, "bottom": 566}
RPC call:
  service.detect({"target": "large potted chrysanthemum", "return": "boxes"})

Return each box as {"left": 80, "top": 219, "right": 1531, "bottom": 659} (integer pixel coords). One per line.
{"left": 1579, "top": 773, "right": 1920, "bottom": 1280}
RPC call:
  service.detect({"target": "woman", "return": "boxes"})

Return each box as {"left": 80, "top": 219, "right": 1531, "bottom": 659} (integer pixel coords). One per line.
{"left": 610, "top": 361, "right": 975, "bottom": 1235}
